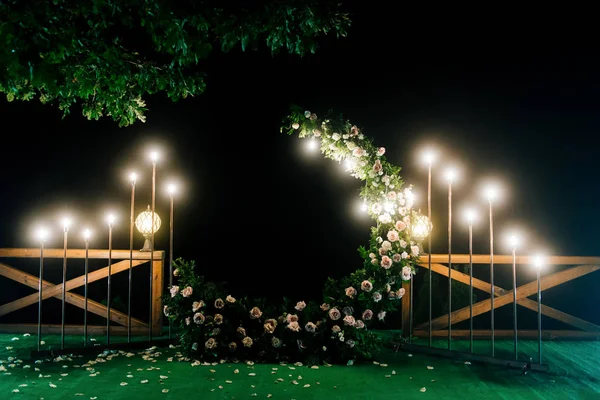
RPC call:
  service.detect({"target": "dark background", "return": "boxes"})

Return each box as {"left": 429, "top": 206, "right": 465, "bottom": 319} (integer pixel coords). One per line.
{"left": 0, "top": 6, "right": 599, "bottom": 330}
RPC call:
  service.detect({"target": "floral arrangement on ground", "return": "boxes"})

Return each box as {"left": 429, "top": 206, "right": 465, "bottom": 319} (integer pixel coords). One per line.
{"left": 163, "top": 106, "right": 425, "bottom": 364}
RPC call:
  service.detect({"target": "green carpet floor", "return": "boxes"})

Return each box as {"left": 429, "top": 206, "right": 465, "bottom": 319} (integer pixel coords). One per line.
{"left": 1, "top": 332, "right": 599, "bottom": 399}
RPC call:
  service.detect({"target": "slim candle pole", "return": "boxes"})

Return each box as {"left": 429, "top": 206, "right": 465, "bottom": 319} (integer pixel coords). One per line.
{"left": 489, "top": 200, "right": 495, "bottom": 357}
{"left": 537, "top": 268, "right": 542, "bottom": 363}
{"left": 84, "top": 232, "right": 90, "bottom": 347}
{"left": 512, "top": 246, "right": 518, "bottom": 360}
{"left": 407, "top": 197, "right": 413, "bottom": 344}
{"left": 427, "top": 162, "right": 433, "bottom": 347}
{"left": 128, "top": 174, "right": 137, "bottom": 343}
{"left": 447, "top": 179, "right": 452, "bottom": 350}
{"left": 168, "top": 191, "right": 174, "bottom": 339}
{"left": 150, "top": 158, "right": 156, "bottom": 341}
{"left": 468, "top": 220, "right": 473, "bottom": 353}
{"left": 107, "top": 220, "right": 113, "bottom": 345}
{"left": 37, "top": 238, "right": 45, "bottom": 351}
{"left": 61, "top": 223, "right": 69, "bottom": 349}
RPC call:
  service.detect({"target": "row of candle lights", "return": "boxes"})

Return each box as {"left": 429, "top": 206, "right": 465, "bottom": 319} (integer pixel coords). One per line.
{"left": 305, "top": 139, "right": 547, "bottom": 364}
{"left": 29, "top": 148, "right": 181, "bottom": 351}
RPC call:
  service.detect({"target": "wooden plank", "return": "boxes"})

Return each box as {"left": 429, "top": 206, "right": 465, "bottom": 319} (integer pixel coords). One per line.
{"left": 424, "top": 254, "right": 600, "bottom": 265}
{"left": 401, "top": 280, "right": 410, "bottom": 337}
{"left": 422, "top": 262, "right": 507, "bottom": 295}
{"left": 0, "top": 248, "right": 164, "bottom": 260}
{"left": 428, "top": 265, "right": 600, "bottom": 330}
{"left": 0, "top": 323, "right": 149, "bottom": 336}
{"left": 415, "top": 262, "right": 600, "bottom": 332}
{"left": 151, "top": 260, "right": 164, "bottom": 335}
{"left": 412, "top": 329, "right": 600, "bottom": 340}
{"left": 0, "top": 261, "right": 147, "bottom": 327}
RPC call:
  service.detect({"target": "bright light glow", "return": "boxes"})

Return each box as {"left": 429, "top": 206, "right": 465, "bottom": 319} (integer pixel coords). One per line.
{"left": 509, "top": 234, "right": 519, "bottom": 249}
{"left": 444, "top": 167, "right": 458, "bottom": 183}
{"left": 406, "top": 190, "right": 415, "bottom": 207}
{"left": 464, "top": 208, "right": 477, "bottom": 223}
{"left": 411, "top": 214, "right": 433, "bottom": 242}
{"left": 135, "top": 206, "right": 162, "bottom": 235}
{"left": 83, "top": 228, "right": 92, "bottom": 241}
{"left": 149, "top": 150, "right": 160, "bottom": 163}
{"left": 106, "top": 213, "right": 116, "bottom": 226}
{"left": 344, "top": 158, "right": 355, "bottom": 171}
{"left": 421, "top": 149, "right": 437, "bottom": 165}
{"left": 35, "top": 227, "right": 49, "bottom": 243}
{"left": 383, "top": 201, "right": 394, "bottom": 213}
{"left": 129, "top": 172, "right": 138, "bottom": 183}
{"left": 167, "top": 183, "right": 177, "bottom": 196}
{"left": 483, "top": 183, "right": 500, "bottom": 202}
{"left": 306, "top": 138, "right": 318, "bottom": 151}
{"left": 360, "top": 200, "right": 368, "bottom": 212}
{"left": 533, "top": 254, "right": 545, "bottom": 270}
{"left": 61, "top": 216, "right": 72, "bottom": 230}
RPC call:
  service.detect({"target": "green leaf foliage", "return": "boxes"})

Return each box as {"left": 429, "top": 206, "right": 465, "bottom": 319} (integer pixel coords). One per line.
{"left": 0, "top": 0, "right": 351, "bottom": 126}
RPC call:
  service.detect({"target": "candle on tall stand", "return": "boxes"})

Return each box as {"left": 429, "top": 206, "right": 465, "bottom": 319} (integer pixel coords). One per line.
{"left": 464, "top": 208, "right": 476, "bottom": 353}
{"left": 421, "top": 149, "right": 437, "bottom": 347}
{"left": 167, "top": 182, "right": 177, "bottom": 339}
{"left": 106, "top": 213, "right": 115, "bottom": 345}
{"left": 509, "top": 234, "right": 520, "bottom": 361}
{"left": 128, "top": 172, "right": 137, "bottom": 343}
{"left": 60, "top": 216, "right": 72, "bottom": 349}
{"left": 443, "top": 167, "right": 457, "bottom": 350}
{"left": 533, "top": 254, "right": 545, "bottom": 364}
{"left": 35, "top": 227, "right": 49, "bottom": 352}
{"left": 483, "top": 184, "right": 499, "bottom": 357}
{"left": 406, "top": 188, "right": 414, "bottom": 344}
{"left": 149, "top": 150, "right": 159, "bottom": 341}
{"left": 83, "top": 229, "right": 91, "bottom": 347}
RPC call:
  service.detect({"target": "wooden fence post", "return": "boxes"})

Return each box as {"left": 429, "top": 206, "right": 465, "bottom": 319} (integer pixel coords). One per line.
{"left": 151, "top": 256, "right": 164, "bottom": 336}
{"left": 401, "top": 280, "right": 411, "bottom": 338}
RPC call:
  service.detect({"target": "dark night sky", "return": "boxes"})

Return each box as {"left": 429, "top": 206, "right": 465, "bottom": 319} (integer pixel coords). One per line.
{"left": 1, "top": 7, "right": 599, "bottom": 327}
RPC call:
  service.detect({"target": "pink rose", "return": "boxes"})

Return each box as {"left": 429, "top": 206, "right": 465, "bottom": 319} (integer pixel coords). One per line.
{"left": 381, "top": 256, "right": 393, "bottom": 269}
{"left": 181, "top": 286, "right": 193, "bottom": 298}
{"left": 287, "top": 321, "right": 301, "bottom": 332}
{"left": 387, "top": 230, "right": 399, "bottom": 242}
{"left": 329, "top": 308, "right": 341, "bottom": 321}
{"left": 343, "top": 315, "right": 356, "bottom": 326}
{"left": 295, "top": 301, "right": 306, "bottom": 311}
{"left": 362, "top": 309, "right": 373, "bottom": 321}
{"left": 360, "top": 280, "right": 373, "bottom": 292}
{"left": 286, "top": 314, "right": 299, "bottom": 323}
{"left": 345, "top": 286, "right": 357, "bottom": 298}
{"left": 214, "top": 298, "right": 225, "bottom": 309}
{"left": 192, "top": 301, "right": 204, "bottom": 312}
{"left": 395, "top": 220, "right": 407, "bottom": 231}
{"left": 249, "top": 307, "right": 263, "bottom": 319}
{"left": 193, "top": 313, "right": 205, "bottom": 324}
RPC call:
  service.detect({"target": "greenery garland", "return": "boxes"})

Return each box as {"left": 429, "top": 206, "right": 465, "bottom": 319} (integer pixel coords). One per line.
{"left": 163, "top": 106, "right": 423, "bottom": 364}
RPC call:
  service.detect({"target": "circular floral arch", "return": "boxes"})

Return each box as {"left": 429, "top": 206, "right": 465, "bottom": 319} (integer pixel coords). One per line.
{"left": 164, "top": 106, "right": 421, "bottom": 364}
